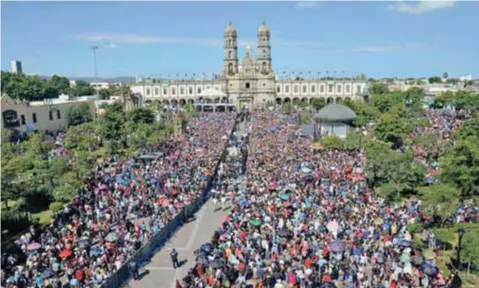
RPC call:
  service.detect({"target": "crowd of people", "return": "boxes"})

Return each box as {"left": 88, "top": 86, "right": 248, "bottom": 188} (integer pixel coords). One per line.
{"left": 1, "top": 113, "right": 237, "bottom": 288}
{"left": 409, "top": 107, "right": 474, "bottom": 184}
{"left": 183, "top": 111, "right": 453, "bottom": 288}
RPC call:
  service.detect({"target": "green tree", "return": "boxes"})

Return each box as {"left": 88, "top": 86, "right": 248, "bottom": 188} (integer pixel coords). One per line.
{"left": 49, "top": 75, "right": 70, "bottom": 95}
{"left": 440, "top": 138, "right": 479, "bottom": 196}
{"left": 311, "top": 98, "right": 326, "bottom": 111}
{"left": 428, "top": 76, "right": 442, "bottom": 84}
{"left": 68, "top": 103, "right": 93, "bottom": 126}
{"left": 419, "top": 183, "right": 461, "bottom": 219}
{"left": 316, "top": 135, "right": 344, "bottom": 150}
{"left": 70, "top": 80, "right": 95, "bottom": 96}
{"left": 98, "top": 89, "right": 111, "bottom": 99}
{"left": 455, "top": 116, "right": 479, "bottom": 141}
{"left": 369, "top": 82, "right": 389, "bottom": 95}
{"left": 342, "top": 99, "right": 380, "bottom": 127}
{"left": 282, "top": 102, "right": 294, "bottom": 115}
{"left": 127, "top": 107, "right": 155, "bottom": 124}
{"left": 374, "top": 113, "right": 411, "bottom": 147}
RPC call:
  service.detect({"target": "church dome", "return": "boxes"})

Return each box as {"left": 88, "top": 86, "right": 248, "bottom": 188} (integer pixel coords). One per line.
{"left": 258, "top": 21, "right": 270, "bottom": 34}
{"left": 225, "top": 21, "right": 237, "bottom": 35}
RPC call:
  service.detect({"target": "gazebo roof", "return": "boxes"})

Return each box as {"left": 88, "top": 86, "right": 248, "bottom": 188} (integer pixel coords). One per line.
{"left": 316, "top": 103, "right": 357, "bottom": 121}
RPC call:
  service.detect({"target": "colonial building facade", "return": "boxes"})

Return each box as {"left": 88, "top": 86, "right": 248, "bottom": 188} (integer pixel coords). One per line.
{"left": 131, "top": 22, "right": 369, "bottom": 110}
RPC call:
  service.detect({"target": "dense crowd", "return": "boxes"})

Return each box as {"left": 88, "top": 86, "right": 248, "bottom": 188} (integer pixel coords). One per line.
{"left": 184, "top": 112, "right": 452, "bottom": 288}
{"left": 409, "top": 107, "right": 474, "bottom": 184}
{"left": 1, "top": 113, "right": 236, "bottom": 288}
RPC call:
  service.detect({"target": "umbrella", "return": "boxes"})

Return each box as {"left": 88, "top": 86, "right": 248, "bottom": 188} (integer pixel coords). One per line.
{"left": 209, "top": 259, "right": 226, "bottom": 268}
{"left": 251, "top": 219, "right": 262, "bottom": 227}
{"left": 329, "top": 240, "right": 346, "bottom": 253}
{"left": 196, "top": 255, "right": 209, "bottom": 265}
{"left": 157, "top": 198, "right": 170, "bottom": 208}
{"left": 175, "top": 203, "right": 185, "bottom": 209}
{"left": 78, "top": 239, "right": 90, "bottom": 249}
{"left": 59, "top": 249, "right": 72, "bottom": 259}
{"left": 301, "top": 167, "right": 312, "bottom": 173}
{"left": 412, "top": 255, "right": 424, "bottom": 266}
{"left": 27, "top": 242, "right": 42, "bottom": 251}
{"left": 398, "top": 239, "right": 412, "bottom": 247}
{"left": 90, "top": 248, "right": 103, "bottom": 256}
{"left": 42, "top": 269, "right": 55, "bottom": 278}
{"left": 98, "top": 184, "right": 107, "bottom": 190}
{"left": 106, "top": 232, "right": 119, "bottom": 242}
{"left": 327, "top": 220, "right": 339, "bottom": 233}
{"left": 421, "top": 261, "right": 439, "bottom": 276}
{"left": 283, "top": 201, "right": 292, "bottom": 208}
{"left": 201, "top": 243, "right": 214, "bottom": 254}
{"left": 277, "top": 229, "right": 290, "bottom": 238}
{"left": 239, "top": 200, "right": 250, "bottom": 207}
{"left": 279, "top": 194, "right": 290, "bottom": 201}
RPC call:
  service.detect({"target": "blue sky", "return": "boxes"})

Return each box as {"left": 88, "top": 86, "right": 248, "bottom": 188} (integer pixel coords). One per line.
{"left": 1, "top": 1, "right": 478, "bottom": 78}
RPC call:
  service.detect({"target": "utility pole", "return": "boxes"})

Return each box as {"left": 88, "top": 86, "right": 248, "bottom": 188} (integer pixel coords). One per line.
{"left": 90, "top": 45, "right": 99, "bottom": 97}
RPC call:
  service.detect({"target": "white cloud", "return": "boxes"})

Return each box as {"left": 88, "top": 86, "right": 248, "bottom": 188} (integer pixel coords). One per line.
{"left": 388, "top": 1, "right": 456, "bottom": 15}
{"left": 295, "top": 1, "right": 320, "bottom": 10}
{"left": 353, "top": 43, "right": 427, "bottom": 53}
{"left": 73, "top": 33, "right": 223, "bottom": 47}
{"left": 73, "top": 32, "right": 425, "bottom": 54}
{"left": 73, "top": 32, "right": 324, "bottom": 50}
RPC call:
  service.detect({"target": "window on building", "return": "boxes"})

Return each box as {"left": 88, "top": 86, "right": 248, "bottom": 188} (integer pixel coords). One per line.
{"left": 328, "top": 85, "right": 333, "bottom": 93}
{"left": 294, "top": 85, "right": 298, "bottom": 93}
{"left": 57, "top": 110, "right": 61, "bottom": 119}
{"left": 155, "top": 88, "right": 159, "bottom": 95}
{"left": 311, "top": 85, "right": 316, "bottom": 93}
{"left": 245, "top": 82, "right": 250, "bottom": 89}
{"left": 198, "top": 87, "right": 202, "bottom": 94}
{"left": 356, "top": 85, "right": 361, "bottom": 93}
{"left": 146, "top": 88, "right": 150, "bottom": 96}
{"left": 228, "top": 51, "right": 232, "bottom": 58}
{"left": 337, "top": 85, "right": 342, "bottom": 93}
{"left": 302, "top": 85, "right": 307, "bottom": 93}
{"left": 189, "top": 87, "right": 193, "bottom": 95}
{"left": 346, "top": 85, "right": 350, "bottom": 93}
{"left": 180, "top": 87, "right": 184, "bottom": 95}
{"left": 320, "top": 85, "right": 324, "bottom": 93}
{"left": 21, "top": 115, "right": 26, "bottom": 125}
{"left": 285, "top": 85, "right": 290, "bottom": 93}
{"left": 277, "top": 86, "right": 280, "bottom": 93}
{"left": 33, "top": 113, "right": 37, "bottom": 123}
{"left": 49, "top": 111, "right": 53, "bottom": 121}
{"left": 172, "top": 88, "right": 176, "bottom": 95}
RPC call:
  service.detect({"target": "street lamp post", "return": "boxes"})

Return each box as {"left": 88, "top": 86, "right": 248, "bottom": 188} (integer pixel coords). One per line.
{"left": 90, "top": 45, "right": 99, "bottom": 97}
{"left": 457, "top": 228, "right": 465, "bottom": 268}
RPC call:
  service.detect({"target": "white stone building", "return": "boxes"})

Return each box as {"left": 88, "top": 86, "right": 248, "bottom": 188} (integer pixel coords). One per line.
{"left": 130, "top": 22, "right": 369, "bottom": 111}
{"left": 1, "top": 94, "right": 98, "bottom": 133}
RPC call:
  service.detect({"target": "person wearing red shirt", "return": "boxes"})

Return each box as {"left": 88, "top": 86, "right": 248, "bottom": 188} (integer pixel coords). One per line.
{"left": 75, "top": 268, "right": 85, "bottom": 286}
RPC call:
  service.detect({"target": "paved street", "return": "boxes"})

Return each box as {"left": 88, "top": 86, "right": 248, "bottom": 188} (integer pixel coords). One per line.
{"left": 126, "top": 187, "right": 231, "bottom": 288}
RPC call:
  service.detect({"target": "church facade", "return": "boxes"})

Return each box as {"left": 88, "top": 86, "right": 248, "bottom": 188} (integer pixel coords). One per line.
{"left": 131, "top": 22, "right": 369, "bottom": 111}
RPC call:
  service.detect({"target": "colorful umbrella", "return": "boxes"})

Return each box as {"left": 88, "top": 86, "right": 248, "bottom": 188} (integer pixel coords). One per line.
{"left": 59, "top": 249, "right": 72, "bottom": 259}
{"left": 27, "top": 242, "right": 42, "bottom": 251}
{"left": 329, "top": 240, "right": 346, "bottom": 253}
{"left": 327, "top": 220, "right": 339, "bottom": 233}
{"left": 157, "top": 198, "right": 170, "bottom": 207}
{"left": 106, "top": 232, "right": 119, "bottom": 242}
{"left": 421, "top": 261, "right": 439, "bottom": 276}
{"left": 251, "top": 219, "right": 262, "bottom": 227}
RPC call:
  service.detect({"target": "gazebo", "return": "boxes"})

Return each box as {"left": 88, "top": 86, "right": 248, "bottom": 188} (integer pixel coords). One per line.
{"left": 315, "top": 103, "right": 357, "bottom": 139}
